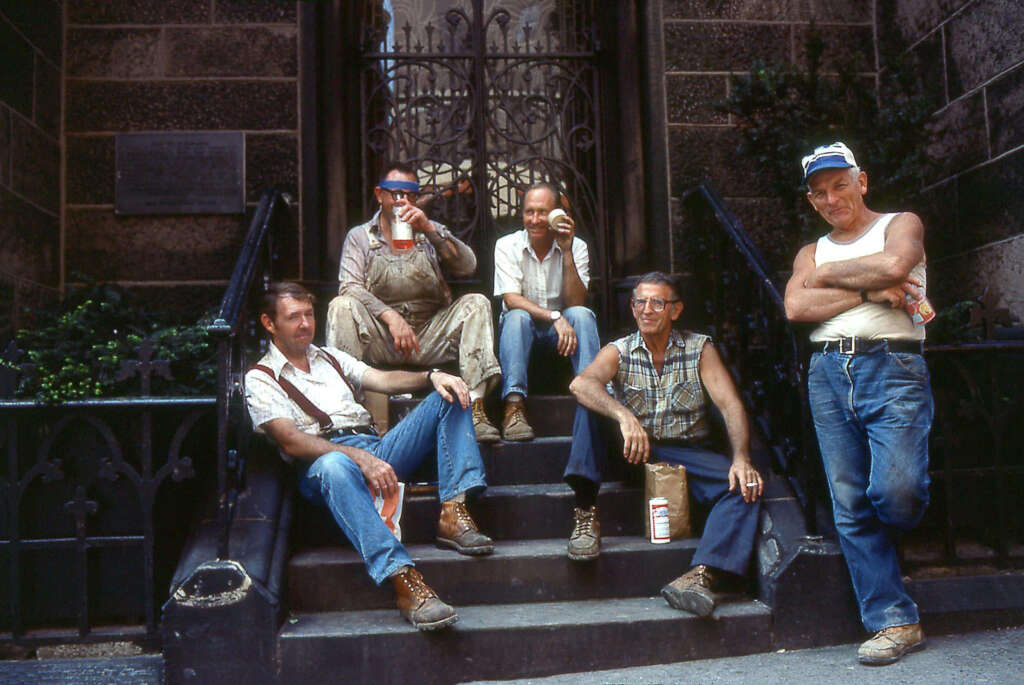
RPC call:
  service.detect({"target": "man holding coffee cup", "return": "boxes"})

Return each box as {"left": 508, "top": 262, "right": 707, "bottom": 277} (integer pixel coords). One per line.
{"left": 493, "top": 181, "right": 601, "bottom": 442}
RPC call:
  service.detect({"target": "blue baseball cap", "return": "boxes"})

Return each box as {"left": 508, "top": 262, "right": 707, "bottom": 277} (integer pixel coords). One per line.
{"left": 801, "top": 142, "right": 858, "bottom": 184}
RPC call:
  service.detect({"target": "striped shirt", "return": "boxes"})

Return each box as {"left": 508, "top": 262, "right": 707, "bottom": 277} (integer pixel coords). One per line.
{"left": 493, "top": 229, "right": 591, "bottom": 310}
{"left": 245, "top": 343, "right": 372, "bottom": 446}
{"left": 610, "top": 329, "right": 711, "bottom": 442}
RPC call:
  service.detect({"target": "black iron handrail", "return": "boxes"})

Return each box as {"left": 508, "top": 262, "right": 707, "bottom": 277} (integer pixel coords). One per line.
{"left": 207, "top": 188, "right": 289, "bottom": 559}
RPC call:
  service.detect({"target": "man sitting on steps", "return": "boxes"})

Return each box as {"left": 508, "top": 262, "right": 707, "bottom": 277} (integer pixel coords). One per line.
{"left": 245, "top": 282, "right": 494, "bottom": 631}
{"left": 569, "top": 271, "right": 764, "bottom": 617}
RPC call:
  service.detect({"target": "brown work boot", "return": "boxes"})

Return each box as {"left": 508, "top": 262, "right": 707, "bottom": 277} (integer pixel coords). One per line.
{"left": 567, "top": 506, "right": 601, "bottom": 561}
{"left": 472, "top": 398, "right": 500, "bottom": 443}
{"left": 436, "top": 501, "right": 494, "bottom": 555}
{"left": 661, "top": 565, "right": 720, "bottom": 617}
{"left": 857, "top": 623, "right": 926, "bottom": 665}
{"left": 501, "top": 399, "right": 535, "bottom": 441}
{"left": 391, "top": 567, "right": 458, "bottom": 631}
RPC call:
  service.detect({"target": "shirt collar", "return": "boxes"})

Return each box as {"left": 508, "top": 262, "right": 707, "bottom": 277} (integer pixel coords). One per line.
{"left": 628, "top": 329, "right": 684, "bottom": 353}
{"left": 518, "top": 228, "right": 562, "bottom": 261}
{"left": 262, "top": 341, "right": 328, "bottom": 377}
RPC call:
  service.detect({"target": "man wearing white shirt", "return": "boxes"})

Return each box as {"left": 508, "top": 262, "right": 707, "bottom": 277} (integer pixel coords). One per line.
{"left": 245, "top": 282, "right": 493, "bottom": 631}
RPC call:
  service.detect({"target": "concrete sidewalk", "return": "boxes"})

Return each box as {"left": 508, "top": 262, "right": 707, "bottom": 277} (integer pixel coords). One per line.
{"left": 473, "top": 626, "right": 1024, "bottom": 684}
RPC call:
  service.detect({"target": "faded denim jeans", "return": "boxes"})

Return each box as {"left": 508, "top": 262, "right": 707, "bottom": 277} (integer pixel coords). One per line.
{"left": 296, "top": 393, "right": 487, "bottom": 585}
{"left": 808, "top": 344, "right": 933, "bottom": 631}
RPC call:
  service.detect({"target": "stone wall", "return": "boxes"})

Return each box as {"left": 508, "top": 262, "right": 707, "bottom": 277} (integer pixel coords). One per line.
{"left": 660, "top": 0, "right": 876, "bottom": 273}
{"left": 0, "top": 1, "right": 62, "bottom": 338}
{"left": 64, "top": 0, "right": 301, "bottom": 314}
{"left": 881, "top": 0, "right": 1024, "bottom": 321}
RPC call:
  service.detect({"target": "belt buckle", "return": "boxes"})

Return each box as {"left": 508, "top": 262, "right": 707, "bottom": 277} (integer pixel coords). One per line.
{"left": 838, "top": 337, "right": 856, "bottom": 355}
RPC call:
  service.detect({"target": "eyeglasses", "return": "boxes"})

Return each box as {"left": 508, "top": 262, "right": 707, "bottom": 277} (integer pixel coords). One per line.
{"left": 631, "top": 297, "right": 679, "bottom": 312}
{"left": 383, "top": 189, "right": 419, "bottom": 202}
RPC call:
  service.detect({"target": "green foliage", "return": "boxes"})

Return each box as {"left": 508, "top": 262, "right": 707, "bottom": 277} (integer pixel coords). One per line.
{"left": 12, "top": 285, "right": 216, "bottom": 403}
{"left": 718, "top": 30, "right": 937, "bottom": 244}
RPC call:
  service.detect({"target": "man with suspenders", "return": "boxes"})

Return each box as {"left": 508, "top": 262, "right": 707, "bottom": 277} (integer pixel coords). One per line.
{"left": 785, "top": 142, "right": 934, "bottom": 665}
{"left": 245, "top": 282, "right": 494, "bottom": 631}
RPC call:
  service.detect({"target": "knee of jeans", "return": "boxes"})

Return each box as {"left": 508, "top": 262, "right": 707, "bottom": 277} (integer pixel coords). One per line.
{"left": 563, "top": 306, "right": 596, "bottom": 326}
{"left": 460, "top": 293, "right": 491, "bottom": 315}
{"left": 309, "top": 451, "right": 363, "bottom": 494}
{"left": 869, "top": 478, "right": 929, "bottom": 530}
{"left": 503, "top": 307, "right": 531, "bottom": 326}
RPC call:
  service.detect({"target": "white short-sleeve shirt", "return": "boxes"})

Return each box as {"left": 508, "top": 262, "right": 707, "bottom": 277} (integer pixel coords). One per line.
{"left": 493, "top": 229, "right": 591, "bottom": 311}
{"left": 244, "top": 342, "right": 373, "bottom": 439}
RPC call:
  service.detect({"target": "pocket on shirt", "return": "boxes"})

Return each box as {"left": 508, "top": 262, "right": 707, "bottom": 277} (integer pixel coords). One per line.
{"left": 671, "top": 380, "right": 703, "bottom": 409}
{"left": 622, "top": 384, "right": 647, "bottom": 415}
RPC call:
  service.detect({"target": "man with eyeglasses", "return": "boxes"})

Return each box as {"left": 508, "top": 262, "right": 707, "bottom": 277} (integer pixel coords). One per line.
{"left": 327, "top": 161, "right": 502, "bottom": 441}
{"left": 569, "top": 271, "right": 763, "bottom": 616}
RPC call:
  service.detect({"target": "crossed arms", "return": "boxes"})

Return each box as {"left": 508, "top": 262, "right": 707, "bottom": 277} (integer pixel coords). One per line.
{"left": 784, "top": 212, "right": 926, "bottom": 323}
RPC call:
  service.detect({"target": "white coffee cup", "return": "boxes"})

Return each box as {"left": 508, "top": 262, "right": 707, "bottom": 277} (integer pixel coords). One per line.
{"left": 547, "top": 208, "right": 569, "bottom": 230}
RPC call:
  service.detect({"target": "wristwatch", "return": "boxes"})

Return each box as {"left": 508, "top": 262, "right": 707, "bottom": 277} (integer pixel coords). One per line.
{"left": 550, "top": 310, "right": 562, "bottom": 322}
{"left": 426, "top": 368, "right": 442, "bottom": 384}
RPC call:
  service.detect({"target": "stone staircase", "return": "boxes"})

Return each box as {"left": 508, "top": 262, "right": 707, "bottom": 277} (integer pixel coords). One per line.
{"left": 278, "top": 394, "right": 775, "bottom": 683}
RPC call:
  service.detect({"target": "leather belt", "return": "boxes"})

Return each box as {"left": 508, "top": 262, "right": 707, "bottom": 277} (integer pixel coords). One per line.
{"left": 821, "top": 337, "right": 923, "bottom": 355}
{"left": 323, "top": 425, "right": 378, "bottom": 440}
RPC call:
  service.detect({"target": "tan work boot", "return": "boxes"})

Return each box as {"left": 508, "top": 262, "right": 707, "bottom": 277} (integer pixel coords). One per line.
{"left": 391, "top": 567, "right": 458, "bottom": 630}
{"left": 661, "top": 564, "right": 720, "bottom": 617}
{"left": 471, "top": 398, "right": 500, "bottom": 443}
{"left": 501, "top": 399, "right": 535, "bottom": 441}
{"left": 567, "top": 506, "right": 601, "bottom": 561}
{"left": 436, "top": 501, "right": 494, "bottom": 555}
{"left": 858, "top": 623, "right": 926, "bottom": 665}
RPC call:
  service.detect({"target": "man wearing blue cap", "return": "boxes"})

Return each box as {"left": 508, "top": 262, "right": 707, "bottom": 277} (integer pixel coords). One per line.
{"left": 327, "top": 161, "right": 502, "bottom": 441}
{"left": 784, "top": 142, "right": 934, "bottom": 666}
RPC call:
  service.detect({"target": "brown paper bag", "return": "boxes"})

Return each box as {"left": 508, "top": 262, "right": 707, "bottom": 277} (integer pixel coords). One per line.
{"left": 644, "top": 462, "right": 691, "bottom": 540}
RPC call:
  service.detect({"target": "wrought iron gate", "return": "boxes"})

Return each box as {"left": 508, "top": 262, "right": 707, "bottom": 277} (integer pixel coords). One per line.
{"left": 357, "top": 0, "right": 606, "bottom": 288}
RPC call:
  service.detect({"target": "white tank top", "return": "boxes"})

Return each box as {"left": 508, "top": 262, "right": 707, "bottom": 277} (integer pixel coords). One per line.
{"left": 810, "top": 213, "right": 926, "bottom": 342}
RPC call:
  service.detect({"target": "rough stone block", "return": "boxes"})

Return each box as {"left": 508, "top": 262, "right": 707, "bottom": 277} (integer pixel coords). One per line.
{"left": 66, "top": 81, "right": 297, "bottom": 132}
{"left": 956, "top": 148, "right": 1024, "bottom": 252}
{"left": 214, "top": 0, "right": 297, "bottom": 24}
{"left": 0, "top": 0, "right": 62, "bottom": 62}
{"left": 946, "top": 1, "right": 1024, "bottom": 98}
{"left": 889, "top": 0, "right": 972, "bottom": 46}
{"left": 33, "top": 55, "right": 60, "bottom": 138}
{"left": 884, "top": 30, "right": 947, "bottom": 112}
{"left": 987, "top": 64, "right": 1024, "bottom": 158}
{"left": 666, "top": 74, "right": 728, "bottom": 124}
{"left": 664, "top": 22, "right": 790, "bottom": 72}
{"left": 668, "top": 125, "right": 773, "bottom": 198}
{"left": 722, "top": 197, "right": 796, "bottom": 273}
{"left": 166, "top": 27, "right": 297, "bottom": 77}
{"left": 67, "top": 0, "right": 209, "bottom": 25}
{"left": 915, "top": 179, "right": 961, "bottom": 261}
{"left": 794, "top": 24, "right": 874, "bottom": 72}
{"left": 245, "top": 133, "right": 298, "bottom": 201}
{"left": 66, "top": 28, "right": 162, "bottom": 79}
{"left": 805, "top": 0, "right": 871, "bottom": 23}
{"left": 10, "top": 116, "right": 59, "bottom": 212}
{"left": 66, "top": 211, "right": 247, "bottom": 281}
{"left": 663, "top": 0, "right": 803, "bottom": 20}
{"left": 111, "top": 284, "right": 226, "bottom": 319}
{"left": 67, "top": 135, "right": 115, "bottom": 205}
{"left": 929, "top": 234, "right": 1024, "bottom": 322}
{"left": 0, "top": 18, "right": 35, "bottom": 117}
{"left": 0, "top": 186, "right": 59, "bottom": 284}
{"left": 0, "top": 106, "right": 8, "bottom": 187}
{"left": 926, "top": 90, "right": 987, "bottom": 186}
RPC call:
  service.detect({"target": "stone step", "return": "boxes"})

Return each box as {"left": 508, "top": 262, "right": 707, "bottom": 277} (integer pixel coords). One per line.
{"left": 390, "top": 393, "right": 578, "bottom": 438}
{"left": 292, "top": 482, "right": 649, "bottom": 548}
{"left": 278, "top": 597, "right": 773, "bottom": 684}
{"left": 288, "top": 536, "right": 701, "bottom": 611}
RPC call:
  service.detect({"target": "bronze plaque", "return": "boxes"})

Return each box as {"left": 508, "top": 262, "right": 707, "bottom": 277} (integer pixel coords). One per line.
{"left": 115, "top": 132, "right": 244, "bottom": 214}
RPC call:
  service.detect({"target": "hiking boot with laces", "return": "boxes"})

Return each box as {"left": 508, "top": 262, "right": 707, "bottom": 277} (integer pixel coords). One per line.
{"left": 661, "top": 564, "right": 720, "bottom": 617}
{"left": 567, "top": 506, "right": 600, "bottom": 561}
{"left": 391, "top": 567, "right": 458, "bottom": 630}
{"left": 436, "top": 501, "right": 494, "bottom": 555}
{"left": 501, "top": 399, "right": 535, "bottom": 441}
{"left": 858, "top": 623, "right": 926, "bottom": 665}
{"left": 471, "top": 398, "right": 500, "bottom": 443}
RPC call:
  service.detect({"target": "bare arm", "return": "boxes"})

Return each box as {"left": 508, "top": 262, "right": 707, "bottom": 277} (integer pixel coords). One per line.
{"left": 503, "top": 292, "right": 557, "bottom": 322}
{"left": 261, "top": 417, "right": 399, "bottom": 496}
{"left": 569, "top": 345, "right": 650, "bottom": 464}
{"left": 361, "top": 368, "right": 470, "bottom": 408}
{"left": 556, "top": 222, "right": 587, "bottom": 307}
{"left": 807, "top": 213, "right": 925, "bottom": 290}
{"left": 698, "top": 342, "right": 762, "bottom": 503}
{"left": 784, "top": 243, "right": 863, "bottom": 323}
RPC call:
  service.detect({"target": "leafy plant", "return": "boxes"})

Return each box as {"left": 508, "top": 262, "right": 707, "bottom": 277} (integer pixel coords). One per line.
{"left": 10, "top": 285, "right": 216, "bottom": 403}
{"left": 718, "top": 30, "right": 937, "bottom": 244}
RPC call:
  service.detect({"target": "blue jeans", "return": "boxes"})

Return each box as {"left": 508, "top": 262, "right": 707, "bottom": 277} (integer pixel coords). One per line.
{"left": 296, "top": 393, "right": 487, "bottom": 585}
{"left": 565, "top": 429, "right": 761, "bottom": 576}
{"left": 499, "top": 306, "right": 601, "bottom": 456}
{"left": 808, "top": 346, "right": 933, "bottom": 631}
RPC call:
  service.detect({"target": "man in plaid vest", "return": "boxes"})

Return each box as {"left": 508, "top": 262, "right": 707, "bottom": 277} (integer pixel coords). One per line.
{"left": 569, "top": 271, "right": 764, "bottom": 617}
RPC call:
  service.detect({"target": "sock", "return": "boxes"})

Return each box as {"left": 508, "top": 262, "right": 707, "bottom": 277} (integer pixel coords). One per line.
{"left": 567, "top": 476, "right": 598, "bottom": 510}
{"left": 390, "top": 565, "right": 412, "bottom": 578}
{"left": 469, "top": 382, "right": 486, "bottom": 402}
{"left": 450, "top": 492, "right": 466, "bottom": 504}
{"left": 506, "top": 392, "right": 524, "bottom": 404}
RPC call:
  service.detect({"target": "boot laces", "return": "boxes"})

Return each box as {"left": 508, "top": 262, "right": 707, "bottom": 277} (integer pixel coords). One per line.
{"left": 450, "top": 502, "right": 478, "bottom": 530}
{"left": 572, "top": 508, "right": 595, "bottom": 537}
{"left": 399, "top": 569, "right": 436, "bottom": 600}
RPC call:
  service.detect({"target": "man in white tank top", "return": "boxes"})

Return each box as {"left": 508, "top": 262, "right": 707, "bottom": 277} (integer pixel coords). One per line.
{"left": 784, "top": 142, "right": 934, "bottom": 666}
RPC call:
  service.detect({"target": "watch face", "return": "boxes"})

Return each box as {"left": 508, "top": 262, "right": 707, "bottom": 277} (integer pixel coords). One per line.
{"left": 551, "top": 311, "right": 561, "bottom": 321}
